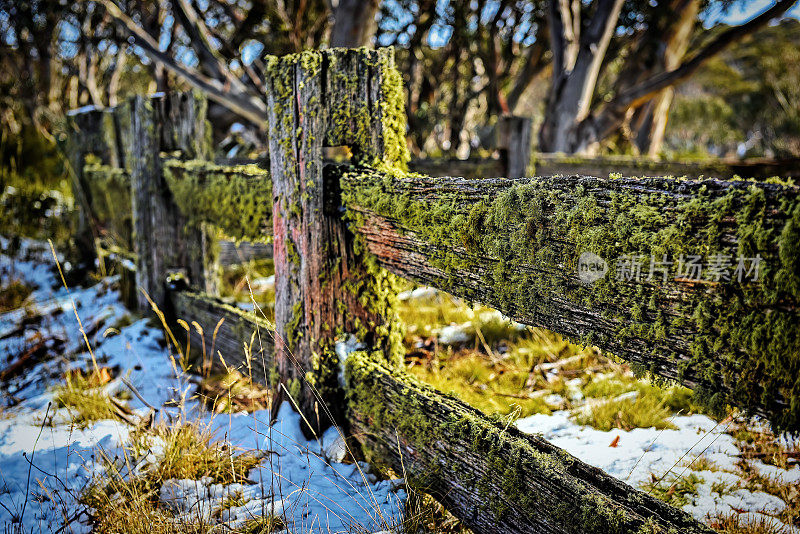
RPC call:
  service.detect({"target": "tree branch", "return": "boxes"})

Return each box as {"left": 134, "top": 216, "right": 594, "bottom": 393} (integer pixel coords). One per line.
{"left": 507, "top": 36, "right": 549, "bottom": 112}
{"left": 611, "top": 0, "right": 796, "bottom": 112}
{"left": 173, "top": 0, "right": 250, "bottom": 100}
{"left": 99, "top": 0, "right": 265, "bottom": 127}
{"left": 573, "top": 0, "right": 624, "bottom": 120}
{"left": 108, "top": 44, "right": 127, "bottom": 106}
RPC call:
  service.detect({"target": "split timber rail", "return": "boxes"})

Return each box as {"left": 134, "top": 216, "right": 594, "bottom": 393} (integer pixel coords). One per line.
{"left": 63, "top": 47, "right": 800, "bottom": 534}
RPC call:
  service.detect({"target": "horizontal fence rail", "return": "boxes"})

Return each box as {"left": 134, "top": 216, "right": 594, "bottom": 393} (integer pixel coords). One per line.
{"left": 169, "top": 288, "right": 274, "bottom": 381}
{"left": 162, "top": 160, "right": 272, "bottom": 243}
{"left": 345, "top": 353, "right": 715, "bottom": 534}
{"left": 531, "top": 153, "right": 800, "bottom": 181}
{"left": 338, "top": 166, "right": 800, "bottom": 430}
{"left": 411, "top": 153, "right": 800, "bottom": 181}
{"left": 61, "top": 46, "right": 800, "bottom": 534}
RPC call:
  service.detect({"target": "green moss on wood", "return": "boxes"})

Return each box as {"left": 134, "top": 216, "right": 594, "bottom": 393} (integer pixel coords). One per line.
{"left": 345, "top": 352, "right": 706, "bottom": 533}
{"left": 377, "top": 48, "right": 410, "bottom": 170}
{"left": 342, "top": 170, "right": 800, "bottom": 431}
{"left": 162, "top": 159, "right": 272, "bottom": 243}
{"left": 530, "top": 153, "right": 799, "bottom": 182}
{"left": 263, "top": 48, "right": 408, "bottom": 366}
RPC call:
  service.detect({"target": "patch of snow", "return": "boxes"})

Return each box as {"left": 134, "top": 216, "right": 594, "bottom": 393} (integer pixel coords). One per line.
{"left": 335, "top": 334, "right": 365, "bottom": 388}
{"left": 437, "top": 323, "right": 470, "bottom": 345}
{"left": 249, "top": 275, "right": 275, "bottom": 292}
{"left": 517, "top": 411, "right": 799, "bottom": 531}
{"left": 397, "top": 286, "right": 438, "bottom": 301}
{"left": 0, "top": 240, "right": 406, "bottom": 532}
{"left": 321, "top": 426, "right": 348, "bottom": 463}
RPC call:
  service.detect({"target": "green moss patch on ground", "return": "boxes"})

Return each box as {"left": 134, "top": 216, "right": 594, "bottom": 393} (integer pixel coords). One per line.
{"left": 397, "top": 287, "right": 700, "bottom": 430}
{"left": 0, "top": 278, "right": 32, "bottom": 313}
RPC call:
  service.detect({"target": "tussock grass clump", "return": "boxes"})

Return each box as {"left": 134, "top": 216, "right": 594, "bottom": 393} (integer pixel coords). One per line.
{"left": 730, "top": 425, "right": 800, "bottom": 470}
{"left": 397, "top": 288, "right": 524, "bottom": 346}
{"left": 574, "top": 392, "right": 676, "bottom": 431}
{"left": 83, "top": 493, "right": 194, "bottom": 534}
{"left": 582, "top": 374, "right": 697, "bottom": 412}
{"left": 575, "top": 373, "right": 701, "bottom": 431}
{"left": 407, "top": 349, "right": 552, "bottom": 417}
{"left": 0, "top": 279, "right": 32, "bottom": 313}
{"left": 149, "top": 424, "right": 263, "bottom": 484}
{"left": 402, "top": 491, "right": 470, "bottom": 534}
{"left": 708, "top": 512, "right": 785, "bottom": 534}
{"left": 52, "top": 368, "right": 119, "bottom": 426}
{"left": 737, "top": 460, "right": 799, "bottom": 528}
{"left": 641, "top": 472, "right": 704, "bottom": 508}
{"left": 84, "top": 422, "right": 265, "bottom": 533}
{"left": 683, "top": 455, "right": 720, "bottom": 472}
{"left": 239, "top": 514, "right": 286, "bottom": 533}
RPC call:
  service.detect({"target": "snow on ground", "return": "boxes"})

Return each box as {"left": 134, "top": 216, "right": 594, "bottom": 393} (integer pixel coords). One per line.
{"left": 3, "top": 243, "right": 799, "bottom": 533}
{"left": 517, "top": 411, "right": 800, "bottom": 532}
{"left": 0, "top": 238, "right": 405, "bottom": 532}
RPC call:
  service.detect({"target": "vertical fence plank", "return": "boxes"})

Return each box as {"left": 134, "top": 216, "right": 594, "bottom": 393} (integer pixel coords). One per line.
{"left": 130, "top": 92, "right": 215, "bottom": 312}
{"left": 498, "top": 115, "right": 533, "bottom": 178}
{"left": 63, "top": 107, "right": 120, "bottom": 271}
{"left": 265, "top": 49, "right": 406, "bottom": 435}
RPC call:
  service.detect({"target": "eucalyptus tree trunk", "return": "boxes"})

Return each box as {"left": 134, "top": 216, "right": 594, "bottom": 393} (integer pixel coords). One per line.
{"left": 538, "top": 0, "right": 793, "bottom": 156}
{"left": 538, "top": 0, "right": 624, "bottom": 154}
{"left": 329, "top": 0, "right": 380, "bottom": 47}
{"left": 633, "top": 0, "right": 700, "bottom": 156}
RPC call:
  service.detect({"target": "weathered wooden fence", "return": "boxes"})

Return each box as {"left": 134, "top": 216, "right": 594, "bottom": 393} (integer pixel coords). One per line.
{"left": 409, "top": 125, "right": 800, "bottom": 181}
{"left": 63, "top": 47, "right": 800, "bottom": 534}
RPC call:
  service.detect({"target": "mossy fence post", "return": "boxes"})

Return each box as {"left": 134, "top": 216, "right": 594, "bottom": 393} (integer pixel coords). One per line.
{"left": 129, "top": 91, "right": 217, "bottom": 313}
{"left": 64, "top": 107, "right": 120, "bottom": 273}
{"left": 265, "top": 48, "right": 406, "bottom": 436}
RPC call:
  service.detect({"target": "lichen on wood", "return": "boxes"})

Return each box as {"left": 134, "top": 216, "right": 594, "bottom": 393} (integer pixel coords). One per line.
{"left": 162, "top": 159, "right": 272, "bottom": 243}
{"left": 345, "top": 351, "right": 714, "bottom": 533}
{"left": 340, "top": 168, "right": 800, "bottom": 431}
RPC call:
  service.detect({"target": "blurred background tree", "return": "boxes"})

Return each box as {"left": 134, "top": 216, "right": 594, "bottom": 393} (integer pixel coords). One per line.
{"left": 665, "top": 17, "right": 800, "bottom": 159}
{"left": 0, "top": 0, "right": 798, "bottom": 167}
{"left": 376, "top": 0, "right": 549, "bottom": 157}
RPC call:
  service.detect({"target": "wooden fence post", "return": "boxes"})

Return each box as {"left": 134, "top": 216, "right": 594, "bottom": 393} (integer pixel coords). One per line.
{"left": 129, "top": 92, "right": 216, "bottom": 313}
{"left": 498, "top": 115, "right": 533, "bottom": 178}
{"left": 63, "top": 107, "right": 120, "bottom": 272}
{"left": 265, "top": 48, "right": 407, "bottom": 435}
